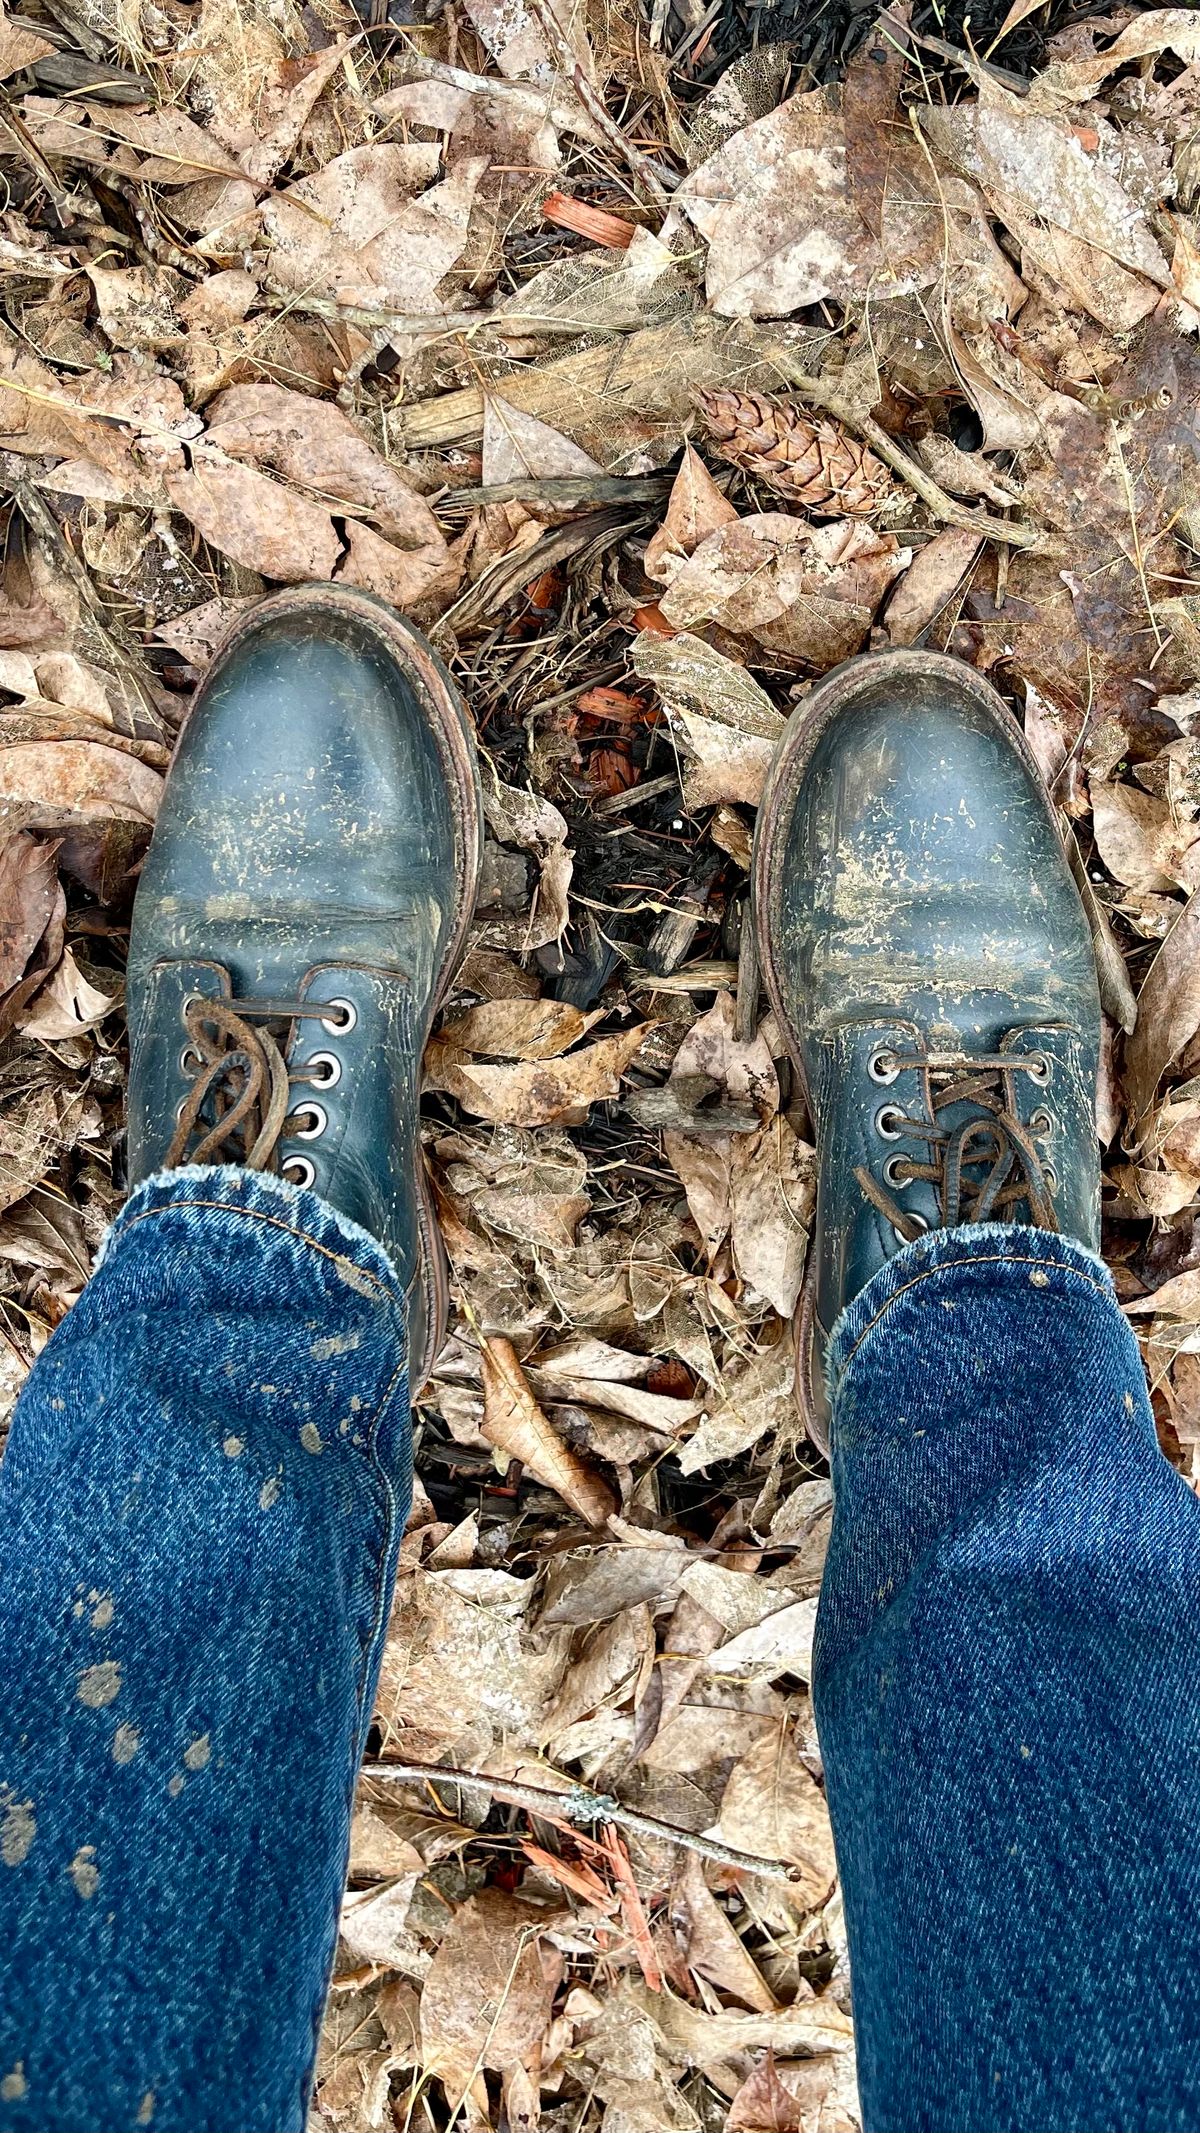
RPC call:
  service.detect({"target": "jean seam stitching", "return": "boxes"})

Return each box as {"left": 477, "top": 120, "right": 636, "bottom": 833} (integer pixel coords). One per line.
{"left": 117, "top": 1200, "right": 397, "bottom": 1300}
{"left": 840, "top": 1252, "right": 1113, "bottom": 1374}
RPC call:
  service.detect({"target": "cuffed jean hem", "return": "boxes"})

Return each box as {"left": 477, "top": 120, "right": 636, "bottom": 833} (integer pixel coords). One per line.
{"left": 99, "top": 1162, "right": 406, "bottom": 1302}
{"left": 826, "top": 1221, "right": 1115, "bottom": 1400}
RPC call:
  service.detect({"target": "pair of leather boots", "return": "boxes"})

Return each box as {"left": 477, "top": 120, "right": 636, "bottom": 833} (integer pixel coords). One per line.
{"left": 127, "top": 588, "right": 1100, "bottom": 1433}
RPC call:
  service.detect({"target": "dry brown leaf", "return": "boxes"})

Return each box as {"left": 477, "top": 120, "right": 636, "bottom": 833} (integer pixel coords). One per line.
{"left": 441, "top": 1022, "right": 651, "bottom": 1126}
{"left": 0, "top": 18, "right": 53, "bottom": 74}
{"left": 713, "top": 1722, "right": 836, "bottom": 1900}
{"left": 663, "top": 991, "right": 782, "bottom": 1265}
{"left": 0, "top": 834, "right": 61, "bottom": 996}
{"left": 660, "top": 514, "right": 905, "bottom": 667}
{"left": 679, "top": 87, "right": 1016, "bottom": 322}
{"left": 441, "top": 998, "right": 600, "bottom": 1060}
{"left": 726, "top": 2053, "right": 806, "bottom": 2131}
{"left": 730, "top": 1118, "right": 815, "bottom": 1318}
{"left": 167, "top": 459, "right": 341, "bottom": 583}
{"left": 482, "top": 397, "right": 603, "bottom": 485}
{"left": 885, "top": 529, "right": 983, "bottom": 647}
{"left": 264, "top": 151, "right": 485, "bottom": 316}
{"left": 1091, "top": 782, "right": 1200, "bottom": 895}
{"left": 0, "top": 740, "right": 162, "bottom": 834}
{"left": 339, "top": 522, "right": 463, "bottom": 621}
{"left": 155, "top": 598, "right": 250, "bottom": 672}
{"left": 0, "top": 326, "right": 141, "bottom": 481}
{"left": 671, "top": 1853, "right": 777, "bottom": 2012}
{"left": 680, "top": 1330, "right": 796, "bottom": 1476}
{"left": 375, "top": 1565, "right": 570, "bottom": 1758}
{"left": 923, "top": 94, "right": 1171, "bottom": 303}
{"left": 1038, "top": 9, "right": 1200, "bottom": 97}
{"left": 205, "top": 385, "right": 445, "bottom": 554}
{"left": 481, "top": 1335, "right": 617, "bottom": 1526}
{"left": 644, "top": 445, "right": 739, "bottom": 587}
{"left": 226, "top": 39, "right": 353, "bottom": 189}
{"left": 632, "top": 630, "right": 784, "bottom": 808}
{"left": 1125, "top": 891, "right": 1200, "bottom": 1128}
{"left": 705, "top": 1598, "right": 819, "bottom": 1683}
{"left": 419, "top": 1889, "right": 559, "bottom": 2105}
{"left": 461, "top": 0, "right": 594, "bottom": 84}
{"left": 19, "top": 948, "right": 115, "bottom": 1044}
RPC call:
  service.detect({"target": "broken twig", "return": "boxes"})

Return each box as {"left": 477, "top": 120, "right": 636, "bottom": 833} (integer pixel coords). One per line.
{"left": 772, "top": 366, "right": 1040, "bottom": 550}
{"left": 360, "top": 1759, "right": 803, "bottom": 1885}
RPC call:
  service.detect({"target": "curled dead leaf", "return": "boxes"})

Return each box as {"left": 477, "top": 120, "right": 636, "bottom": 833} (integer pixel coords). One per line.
{"left": 481, "top": 1335, "right": 617, "bottom": 1527}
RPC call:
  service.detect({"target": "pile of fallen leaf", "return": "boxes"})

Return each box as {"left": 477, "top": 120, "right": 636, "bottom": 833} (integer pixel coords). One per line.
{"left": 4, "top": 0, "right": 1200, "bottom": 2125}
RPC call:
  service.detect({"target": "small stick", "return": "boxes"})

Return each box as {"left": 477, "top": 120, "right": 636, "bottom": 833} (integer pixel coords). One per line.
{"left": 360, "top": 1758, "right": 803, "bottom": 1885}
{"left": 442, "top": 474, "right": 670, "bottom": 512}
{"left": 735, "top": 909, "right": 761, "bottom": 1044}
{"left": 771, "top": 365, "right": 1040, "bottom": 551}
{"left": 528, "top": 0, "right": 673, "bottom": 213}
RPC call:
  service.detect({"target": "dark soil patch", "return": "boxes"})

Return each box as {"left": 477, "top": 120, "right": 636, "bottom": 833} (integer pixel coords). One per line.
{"left": 704, "top": 0, "right": 1154, "bottom": 88}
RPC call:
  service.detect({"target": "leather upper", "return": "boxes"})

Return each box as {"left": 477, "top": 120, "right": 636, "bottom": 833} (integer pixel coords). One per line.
{"left": 127, "top": 596, "right": 477, "bottom": 1372}
{"left": 756, "top": 655, "right": 1102, "bottom": 1345}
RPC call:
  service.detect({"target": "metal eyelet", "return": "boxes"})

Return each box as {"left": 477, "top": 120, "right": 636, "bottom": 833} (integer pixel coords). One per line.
{"left": 883, "top": 1153, "right": 909, "bottom": 1186}
{"left": 292, "top": 1101, "right": 327, "bottom": 1141}
{"left": 303, "top": 1051, "right": 342, "bottom": 1091}
{"left": 1027, "top": 1053, "right": 1052, "bottom": 1085}
{"left": 179, "top": 993, "right": 202, "bottom": 1026}
{"left": 1029, "top": 1108, "right": 1052, "bottom": 1137}
{"left": 875, "top": 1104, "right": 904, "bottom": 1141}
{"left": 179, "top": 1044, "right": 202, "bottom": 1076}
{"left": 1044, "top": 1164, "right": 1059, "bottom": 1192}
{"left": 868, "top": 1047, "right": 900, "bottom": 1085}
{"left": 892, "top": 1211, "right": 929, "bottom": 1243}
{"left": 320, "top": 999, "right": 357, "bottom": 1035}
{"left": 283, "top": 1155, "right": 316, "bottom": 1189}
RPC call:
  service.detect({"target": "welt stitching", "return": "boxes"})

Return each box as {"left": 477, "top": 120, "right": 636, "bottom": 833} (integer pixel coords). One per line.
{"left": 842, "top": 1253, "right": 1114, "bottom": 1372}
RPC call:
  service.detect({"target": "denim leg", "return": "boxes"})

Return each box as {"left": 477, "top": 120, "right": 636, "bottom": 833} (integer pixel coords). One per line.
{"left": 0, "top": 1165, "right": 410, "bottom": 2133}
{"left": 814, "top": 1222, "right": 1200, "bottom": 2133}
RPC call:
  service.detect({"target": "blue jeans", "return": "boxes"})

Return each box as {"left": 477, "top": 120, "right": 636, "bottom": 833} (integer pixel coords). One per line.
{"left": 816, "top": 1223, "right": 1200, "bottom": 2133}
{"left": 0, "top": 1183, "right": 1195, "bottom": 2133}
{"left": 0, "top": 1169, "right": 410, "bottom": 2133}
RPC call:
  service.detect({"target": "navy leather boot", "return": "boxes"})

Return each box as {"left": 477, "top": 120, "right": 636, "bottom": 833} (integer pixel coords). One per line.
{"left": 126, "top": 585, "right": 481, "bottom": 1389}
{"left": 752, "top": 649, "right": 1101, "bottom": 1445}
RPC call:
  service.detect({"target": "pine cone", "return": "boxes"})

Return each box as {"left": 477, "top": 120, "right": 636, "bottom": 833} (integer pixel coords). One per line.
{"left": 696, "top": 388, "right": 893, "bottom": 516}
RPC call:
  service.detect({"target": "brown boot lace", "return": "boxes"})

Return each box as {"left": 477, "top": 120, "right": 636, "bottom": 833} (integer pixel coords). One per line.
{"left": 165, "top": 996, "right": 349, "bottom": 1171}
{"left": 855, "top": 1043, "right": 1059, "bottom": 1243}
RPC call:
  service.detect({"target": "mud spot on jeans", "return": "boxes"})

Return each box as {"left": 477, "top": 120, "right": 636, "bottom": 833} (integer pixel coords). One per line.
{"left": 1020, "top": 1743, "right": 1032, "bottom": 1758}
{"left": 349, "top": 1394, "right": 364, "bottom": 1413}
{"left": 1028, "top": 1268, "right": 1050, "bottom": 1288}
{"left": 184, "top": 1734, "right": 211, "bottom": 1772}
{"left": 299, "top": 1422, "right": 323, "bottom": 1455}
{"left": 168, "top": 1774, "right": 185, "bottom": 1799}
{"left": 310, "top": 1330, "right": 362, "bottom": 1361}
{"left": 137, "top": 2091, "right": 155, "bottom": 2125}
{"left": 0, "top": 2062, "right": 26, "bottom": 2102}
{"left": 69, "top": 1845, "right": 99, "bottom": 1898}
{"left": 78, "top": 1661, "right": 121, "bottom": 1708}
{"left": 334, "top": 1255, "right": 376, "bottom": 1299}
{"left": 222, "top": 1435, "right": 244, "bottom": 1458}
{"left": 0, "top": 1792, "right": 35, "bottom": 1867}
{"left": 259, "top": 1473, "right": 282, "bottom": 1510}
{"left": 1125, "top": 1391, "right": 1136, "bottom": 1415}
{"left": 90, "top": 1595, "right": 114, "bottom": 1631}
{"left": 112, "top": 1724, "right": 140, "bottom": 1766}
